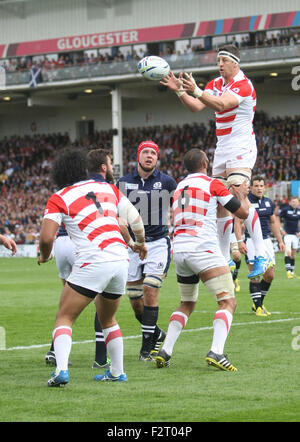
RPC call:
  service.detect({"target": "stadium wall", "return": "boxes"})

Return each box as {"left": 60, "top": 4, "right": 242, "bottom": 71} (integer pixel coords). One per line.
{"left": 0, "top": 83, "right": 298, "bottom": 140}
{"left": 0, "top": 0, "right": 299, "bottom": 45}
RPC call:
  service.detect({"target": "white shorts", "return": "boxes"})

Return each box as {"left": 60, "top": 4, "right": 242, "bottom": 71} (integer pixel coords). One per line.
{"left": 67, "top": 260, "right": 129, "bottom": 295}
{"left": 173, "top": 249, "right": 227, "bottom": 277}
{"left": 246, "top": 237, "right": 275, "bottom": 265}
{"left": 212, "top": 145, "right": 257, "bottom": 176}
{"left": 53, "top": 236, "right": 76, "bottom": 280}
{"left": 284, "top": 234, "right": 299, "bottom": 252}
{"left": 127, "top": 237, "right": 171, "bottom": 282}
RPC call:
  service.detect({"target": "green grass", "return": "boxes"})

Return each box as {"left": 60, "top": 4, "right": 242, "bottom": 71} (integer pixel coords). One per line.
{"left": 0, "top": 255, "right": 299, "bottom": 422}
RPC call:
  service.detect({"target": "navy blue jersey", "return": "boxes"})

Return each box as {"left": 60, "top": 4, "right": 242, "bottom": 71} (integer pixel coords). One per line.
{"left": 57, "top": 173, "right": 106, "bottom": 238}
{"left": 247, "top": 192, "right": 274, "bottom": 239}
{"left": 279, "top": 204, "right": 300, "bottom": 234}
{"left": 117, "top": 168, "right": 177, "bottom": 242}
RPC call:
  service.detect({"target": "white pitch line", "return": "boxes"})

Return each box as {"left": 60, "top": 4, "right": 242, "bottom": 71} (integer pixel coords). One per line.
{"left": 2, "top": 317, "right": 300, "bottom": 352}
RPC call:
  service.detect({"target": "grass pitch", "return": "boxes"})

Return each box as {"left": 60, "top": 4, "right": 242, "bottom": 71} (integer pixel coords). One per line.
{"left": 0, "top": 255, "right": 299, "bottom": 422}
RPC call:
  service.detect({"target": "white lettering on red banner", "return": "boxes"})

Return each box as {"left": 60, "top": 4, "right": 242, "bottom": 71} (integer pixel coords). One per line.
{"left": 57, "top": 30, "right": 139, "bottom": 51}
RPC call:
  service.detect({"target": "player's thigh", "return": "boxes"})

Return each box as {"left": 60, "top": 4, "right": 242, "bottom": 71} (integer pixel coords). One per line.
{"left": 56, "top": 283, "right": 93, "bottom": 324}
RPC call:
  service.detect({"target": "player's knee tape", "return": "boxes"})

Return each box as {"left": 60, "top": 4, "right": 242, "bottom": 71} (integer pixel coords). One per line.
{"left": 178, "top": 282, "right": 199, "bottom": 302}
{"left": 126, "top": 284, "right": 143, "bottom": 300}
{"left": 231, "top": 242, "right": 239, "bottom": 253}
{"left": 227, "top": 170, "right": 251, "bottom": 188}
{"left": 143, "top": 274, "right": 163, "bottom": 289}
{"left": 203, "top": 273, "right": 235, "bottom": 301}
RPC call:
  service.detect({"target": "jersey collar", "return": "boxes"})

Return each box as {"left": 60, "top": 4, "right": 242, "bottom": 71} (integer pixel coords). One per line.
{"left": 134, "top": 167, "right": 159, "bottom": 179}
{"left": 89, "top": 172, "right": 106, "bottom": 182}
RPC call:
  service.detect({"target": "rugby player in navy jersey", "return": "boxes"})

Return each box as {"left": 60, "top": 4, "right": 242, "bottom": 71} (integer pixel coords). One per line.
{"left": 277, "top": 196, "right": 300, "bottom": 278}
{"left": 117, "top": 141, "right": 177, "bottom": 361}
{"left": 235, "top": 176, "right": 285, "bottom": 316}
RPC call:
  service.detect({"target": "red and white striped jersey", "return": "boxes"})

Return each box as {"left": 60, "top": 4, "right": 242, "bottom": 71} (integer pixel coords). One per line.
{"left": 43, "top": 179, "right": 128, "bottom": 264}
{"left": 205, "top": 69, "right": 256, "bottom": 150}
{"left": 172, "top": 173, "right": 234, "bottom": 253}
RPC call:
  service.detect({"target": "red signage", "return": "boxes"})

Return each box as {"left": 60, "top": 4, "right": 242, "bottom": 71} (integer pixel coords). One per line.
{"left": 6, "top": 23, "right": 195, "bottom": 57}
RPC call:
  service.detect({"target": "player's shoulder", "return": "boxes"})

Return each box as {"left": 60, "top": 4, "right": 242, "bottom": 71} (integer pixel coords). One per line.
{"left": 118, "top": 171, "right": 135, "bottom": 182}
{"left": 158, "top": 170, "right": 177, "bottom": 188}
{"left": 206, "top": 76, "right": 222, "bottom": 91}
{"left": 210, "top": 177, "right": 230, "bottom": 195}
{"left": 230, "top": 71, "right": 254, "bottom": 97}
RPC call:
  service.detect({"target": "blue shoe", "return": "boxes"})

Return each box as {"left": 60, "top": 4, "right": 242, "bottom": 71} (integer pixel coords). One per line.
{"left": 47, "top": 369, "right": 69, "bottom": 387}
{"left": 94, "top": 369, "right": 128, "bottom": 382}
{"left": 248, "top": 256, "right": 272, "bottom": 279}
{"left": 228, "top": 258, "right": 236, "bottom": 272}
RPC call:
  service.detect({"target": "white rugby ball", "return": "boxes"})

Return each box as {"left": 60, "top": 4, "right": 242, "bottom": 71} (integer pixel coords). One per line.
{"left": 137, "top": 56, "right": 170, "bottom": 81}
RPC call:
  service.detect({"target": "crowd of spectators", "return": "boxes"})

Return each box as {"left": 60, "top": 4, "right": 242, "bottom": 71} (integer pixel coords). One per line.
{"left": 0, "top": 112, "right": 299, "bottom": 245}
{"left": 1, "top": 29, "right": 299, "bottom": 74}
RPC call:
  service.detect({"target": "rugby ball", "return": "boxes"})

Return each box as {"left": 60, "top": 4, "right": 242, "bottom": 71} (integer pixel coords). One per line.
{"left": 137, "top": 56, "right": 170, "bottom": 81}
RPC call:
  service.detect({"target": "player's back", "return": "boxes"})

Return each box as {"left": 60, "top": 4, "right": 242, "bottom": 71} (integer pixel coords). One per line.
{"left": 172, "top": 173, "right": 232, "bottom": 253}
{"left": 45, "top": 179, "right": 128, "bottom": 263}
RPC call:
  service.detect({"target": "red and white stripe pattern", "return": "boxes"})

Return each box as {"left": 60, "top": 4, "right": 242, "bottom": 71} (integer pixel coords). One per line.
{"left": 103, "top": 324, "right": 123, "bottom": 377}
{"left": 172, "top": 173, "right": 233, "bottom": 253}
{"left": 52, "top": 325, "right": 72, "bottom": 371}
{"left": 44, "top": 179, "right": 128, "bottom": 263}
{"left": 205, "top": 69, "right": 256, "bottom": 150}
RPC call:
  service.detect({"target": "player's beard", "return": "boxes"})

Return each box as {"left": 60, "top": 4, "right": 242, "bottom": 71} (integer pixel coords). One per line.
{"left": 138, "top": 162, "right": 155, "bottom": 173}
{"left": 105, "top": 170, "right": 114, "bottom": 183}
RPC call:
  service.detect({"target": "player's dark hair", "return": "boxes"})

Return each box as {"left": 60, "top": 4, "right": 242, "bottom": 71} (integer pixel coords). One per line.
{"left": 51, "top": 147, "right": 88, "bottom": 188}
{"left": 87, "top": 148, "right": 111, "bottom": 173}
{"left": 184, "top": 148, "right": 208, "bottom": 173}
{"left": 251, "top": 175, "right": 265, "bottom": 185}
{"left": 218, "top": 44, "right": 240, "bottom": 60}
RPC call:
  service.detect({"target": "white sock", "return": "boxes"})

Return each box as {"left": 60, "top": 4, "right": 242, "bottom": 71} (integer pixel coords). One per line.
{"left": 244, "top": 207, "right": 265, "bottom": 257}
{"left": 210, "top": 309, "right": 233, "bottom": 355}
{"left": 103, "top": 324, "right": 123, "bottom": 377}
{"left": 162, "top": 311, "right": 188, "bottom": 356}
{"left": 53, "top": 326, "right": 72, "bottom": 372}
{"left": 217, "top": 216, "right": 233, "bottom": 260}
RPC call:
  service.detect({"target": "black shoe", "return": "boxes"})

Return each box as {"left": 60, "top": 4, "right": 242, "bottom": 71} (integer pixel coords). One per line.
{"left": 45, "top": 351, "right": 56, "bottom": 366}
{"left": 205, "top": 350, "right": 237, "bottom": 372}
{"left": 45, "top": 350, "right": 72, "bottom": 367}
{"left": 152, "top": 329, "right": 166, "bottom": 352}
{"left": 139, "top": 351, "right": 155, "bottom": 362}
{"left": 92, "top": 358, "right": 111, "bottom": 369}
{"left": 153, "top": 349, "right": 171, "bottom": 368}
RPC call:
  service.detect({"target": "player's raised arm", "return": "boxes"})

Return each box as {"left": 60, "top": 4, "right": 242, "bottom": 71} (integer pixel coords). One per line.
{"left": 161, "top": 70, "right": 206, "bottom": 113}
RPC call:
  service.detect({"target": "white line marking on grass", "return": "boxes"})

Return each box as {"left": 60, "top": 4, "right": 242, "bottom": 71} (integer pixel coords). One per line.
{"left": 2, "top": 318, "right": 300, "bottom": 352}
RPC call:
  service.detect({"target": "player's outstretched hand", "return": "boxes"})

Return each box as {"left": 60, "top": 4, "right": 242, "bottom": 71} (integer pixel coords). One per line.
{"left": 181, "top": 72, "right": 197, "bottom": 94}
{"left": 0, "top": 235, "right": 17, "bottom": 256}
{"left": 132, "top": 243, "right": 148, "bottom": 260}
{"left": 160, "top": 70, "right": 182, "bottom": 91}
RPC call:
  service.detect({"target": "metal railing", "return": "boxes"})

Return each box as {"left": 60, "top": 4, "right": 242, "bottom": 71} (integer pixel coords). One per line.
{"left": 4, "top": 44, "right": 300, "bottom": 87}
